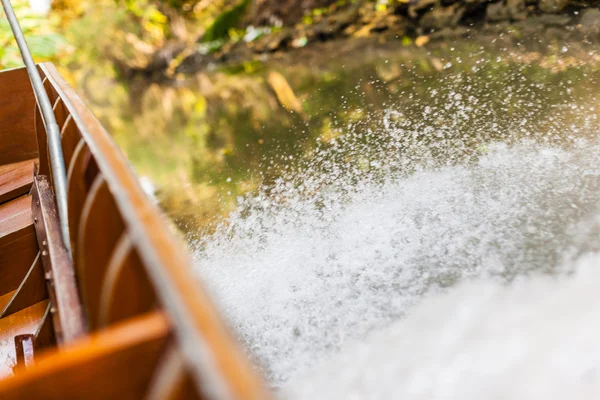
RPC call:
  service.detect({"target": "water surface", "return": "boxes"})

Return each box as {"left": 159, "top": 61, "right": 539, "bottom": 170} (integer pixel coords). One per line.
{"left": 88, "top": 31, "right": 600, "bottom": 395}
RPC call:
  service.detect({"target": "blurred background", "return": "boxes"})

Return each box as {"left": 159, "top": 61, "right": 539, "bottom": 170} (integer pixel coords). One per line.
{"left": 2, "top": 0, "right": 597, "bottom": 237}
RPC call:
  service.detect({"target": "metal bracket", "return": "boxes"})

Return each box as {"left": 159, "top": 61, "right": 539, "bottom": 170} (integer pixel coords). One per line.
{"left": 31, "top": 174, "right": 86, "bottom": 344}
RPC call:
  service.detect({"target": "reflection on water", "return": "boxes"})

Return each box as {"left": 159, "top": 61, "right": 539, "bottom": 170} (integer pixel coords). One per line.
{"left": 88, "top": 32, "right": 600, "bottom": 394}
{"left": 91, "top": 34, "right": 600, "bottom": 235}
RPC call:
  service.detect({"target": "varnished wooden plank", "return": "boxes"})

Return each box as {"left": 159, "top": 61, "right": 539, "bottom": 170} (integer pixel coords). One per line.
{"left": 0, "top": 194, "right": 30, "bottom": 220}
{"left": 0, "top": 195, "right": 33, "bottom": 246}
{"left": 98, "top": 233, "right": 156, "bottom": 328}
{"left": 0, "top": 311, "right": 170, "bottom": 400}
{"left": 0, "top": 232, "right": 38, "bottom": 296}
{"left": 32, "top": 176, "right": 85, "bottom": 344}
{"left": 77, "top": 176, "right": 125, "bottom": 329}
{"left": 0, "top": 300, "right": 49, "bottom": 380}
{"left": 1, "top": 253, "right": 47, "bottom": 318}
{"left": 42, "top": 62, "right": 271, "bottom": 399}
{"left": 0, "top": 159, "right": 35, "bottom": 205}
{"left": 0, "top": 67, "right": 38, "bottom": 165}
{"left": 145, "top": 344, "right": 200, "bottom": 400}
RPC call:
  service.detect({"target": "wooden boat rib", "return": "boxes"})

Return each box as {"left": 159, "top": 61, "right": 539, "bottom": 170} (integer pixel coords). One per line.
{"left": 0, "top": 7, "right": 269, "bottom": 399}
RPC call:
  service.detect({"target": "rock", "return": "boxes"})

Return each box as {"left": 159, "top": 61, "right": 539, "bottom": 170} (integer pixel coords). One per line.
{"left": 367, "top": 12, "right": 405, "bottom": 34}
{"left": 485, "top": 0, "right": 530, "bottom": 22}
{"left": 544, "top": 26, "right": 568, "bottom": 41}
{"left": 305, "top": 5, "right": 360, "bottom": 40}
{"left": 250, "top": 0, "right": 338, "bottom": 26}
{"left": 327, "top": 4, "right": 360, "bottom": 32}
{"left": 392, "top": 2, "right": 410, "bottom": 15}
{"left": 538, "top": 0, "right": 568, "bottom": 13}
{"left": 359, "top": 2, "right": 377, "bottom": 23}
{"left": 534, "top": 13, "right": 572, "bottom": 26}
{"left": 175, "top": 53, "right": 205, "bottom": 75}
{"left": 484, "top": 0, "right": 526, "bottom": 21}
{"left": 253, "top": 29, "right": 293, "bottom": 52}
{"left": 420, "top": 4, "right": 465, "bottom": 30}
{"left": 580, "top": 8, "right": 600, "bottom": 34}
{"left": 486, "top": 1, "right": 510, "bottom": 22}
{"left": 370, "top": 21, "right": 389, "bottom": 33}
{"left": 507, "top": 0, "right": 527, "bottom": 20}
{"left": 352, "top": 24, "right": 373, "bottom": 38}
{"left": 482, "top": 20, "right": 510, "bottom": 33}
{"left": 408, "top": 0, "right": 438, "bottom": 19}
{"left": 317, "top": 3, "right": 359, "bottom": 36}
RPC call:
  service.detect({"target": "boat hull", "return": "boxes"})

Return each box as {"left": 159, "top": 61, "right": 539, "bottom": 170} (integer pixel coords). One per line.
{"left": 0, "top": 64, "right": 269, "bottom": 400}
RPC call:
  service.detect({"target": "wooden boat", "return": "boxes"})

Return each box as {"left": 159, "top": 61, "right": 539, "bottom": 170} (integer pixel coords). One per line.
{"left": 0, "top": 2, "right": 269, "bottom": 399}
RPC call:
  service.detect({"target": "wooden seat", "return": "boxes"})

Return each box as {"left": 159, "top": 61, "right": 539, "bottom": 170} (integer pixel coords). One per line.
{"left": 0, "top": 300, "right": 49, "bottom": 379}
{"left": 0, "top": 194, "right": 33, "bottom": 244}
{"left": 0, "top": 311, "right": 168, "bottom": 400}
{"left": 0, "top": 159, "right": 35, "bottom": 205}
{"left": 0, "top": 195, "right": 38, "bottom": 299}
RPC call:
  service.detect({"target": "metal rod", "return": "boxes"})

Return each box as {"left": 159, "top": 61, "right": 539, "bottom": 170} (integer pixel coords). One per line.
{"left": 1, "top": 0, "right": 71, "bottom": 257}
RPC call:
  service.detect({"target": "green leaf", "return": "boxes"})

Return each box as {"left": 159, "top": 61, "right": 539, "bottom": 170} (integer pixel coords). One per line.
{"left": 26, "top": 33, "right": 65, "bottom": 58}
{"left": 201, "top": 0, "right": 250, "bottom": 43}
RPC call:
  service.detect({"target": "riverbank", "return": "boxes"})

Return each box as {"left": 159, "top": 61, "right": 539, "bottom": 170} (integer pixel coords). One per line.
{"left": 122, "top": 1, "right": 600, "bottom": 80}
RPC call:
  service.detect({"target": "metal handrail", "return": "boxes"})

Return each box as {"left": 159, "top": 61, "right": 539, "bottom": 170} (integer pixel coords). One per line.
{"left": 1, "top": 0, "right": 71, "bottom": 257}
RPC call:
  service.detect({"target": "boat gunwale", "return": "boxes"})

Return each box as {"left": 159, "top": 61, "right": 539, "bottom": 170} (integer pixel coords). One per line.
{"left": 38, "top": 63, "right": 269, "bottom": 400}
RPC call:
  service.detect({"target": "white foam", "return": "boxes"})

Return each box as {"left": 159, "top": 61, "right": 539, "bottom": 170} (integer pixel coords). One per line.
{"left": 283, "top": 252, "right": 600, "bottom": 400}
{"left": 193, "top": 138, "right": 600, "bottom": 386}
{"left": 191, "top": 63, "right": 600, "bottom": 389}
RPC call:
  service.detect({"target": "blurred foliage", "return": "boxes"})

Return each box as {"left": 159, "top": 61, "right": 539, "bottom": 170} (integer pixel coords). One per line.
{"left": 53, "top": 0, "right": 259, "bottom": 78}
{"left": 0, "top": 0, "right": 67, "bottom": 69}
{"left": 0, "top": 0, "right": 377, "bottom": 75}
{"left": 1, "top": 0, "right": 598, "bottom": 236}
{"left": 201, "top": 0, "right": 250, "bottom": 42}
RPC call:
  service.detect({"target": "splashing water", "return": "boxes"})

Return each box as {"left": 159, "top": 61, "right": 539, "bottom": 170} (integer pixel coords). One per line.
{"left": 191, "top": 61, "right": 600, "bottom": 392}
{"left": 282, "top": 251, "right": 600, "bottom": 399}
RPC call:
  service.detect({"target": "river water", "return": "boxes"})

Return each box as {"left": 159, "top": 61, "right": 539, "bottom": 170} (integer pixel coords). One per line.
{"left": 97, "top": 31, "right": 600, "bottom": 397}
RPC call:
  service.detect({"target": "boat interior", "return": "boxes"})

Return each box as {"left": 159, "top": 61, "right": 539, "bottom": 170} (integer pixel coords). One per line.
{"left": 0, "top": 63, "right": 269, "bottom": 399}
